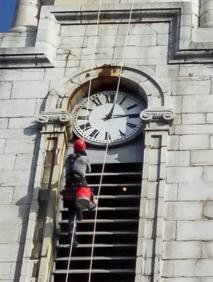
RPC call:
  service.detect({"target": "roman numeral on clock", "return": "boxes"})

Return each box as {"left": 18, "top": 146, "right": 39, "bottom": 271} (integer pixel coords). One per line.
{"left": 127, "top": 122, "right": 137, "bottom": 128}
{"left": 89, "top": 129, "right": 100, "bottom": 138}
{"left": 90, "top": 97, "right": 102, "bottom": 106}
{"left": 127, "top": 104, "right": 137, "bottom": 110}
{"left": 79, "top": 122, "right": 92, "bottom": 131}
{"left": 105, "top": 92, "right": 114, "bottom": 103}
{"left": 119, "top": 95, "right": 127, "bottom": 105}
{"left": 77, "top": 115, "right": 89, "bottom": 120}
{"left": 129, "top": 113, "right": 140, "bottom": 118}
{"left": 81, "top": 107, "right": 92, "bottom": 112}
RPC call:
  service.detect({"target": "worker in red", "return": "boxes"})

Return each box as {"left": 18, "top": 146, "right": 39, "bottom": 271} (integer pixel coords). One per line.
{"left": 63, "top": 138, "right": 96, "bottom": 230}
{"left": 65, "top": 138, "right": 91, "bottom": 187}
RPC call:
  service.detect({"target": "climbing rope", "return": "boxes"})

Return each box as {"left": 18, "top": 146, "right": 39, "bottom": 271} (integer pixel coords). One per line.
{"left": 65, "top": 2, "right": 103, "bottom": 281}
{"left": 83, "top": 0, "right": 102, "bottom": 136}
{"left": 111, "top": 1, "right": 134, "bottom": 111}
{"left": 65, "top": 215, "right": 77, "bottom": 282}
{"left": 88, "top": 133, "right": 111, "bottom": 282}
{"left": 88, "top": 2, "right": 135, "bottom": 281}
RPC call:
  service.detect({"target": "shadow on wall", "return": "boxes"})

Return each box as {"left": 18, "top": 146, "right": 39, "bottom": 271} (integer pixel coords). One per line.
{"left": 13, "top": 122, "right": 41, "bottom": 281}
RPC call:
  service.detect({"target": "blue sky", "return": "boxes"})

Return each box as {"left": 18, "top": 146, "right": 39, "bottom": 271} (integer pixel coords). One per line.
{"left": 0, "top": 0, "right": 17, "bottom": 32}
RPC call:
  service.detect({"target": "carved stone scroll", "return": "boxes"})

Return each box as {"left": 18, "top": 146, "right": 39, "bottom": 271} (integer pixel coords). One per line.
{"left": 37, "top": 110, "right": 71, "bottom": 125}
{"left": 140, "top": 108, "right": 174, "bottom": 123}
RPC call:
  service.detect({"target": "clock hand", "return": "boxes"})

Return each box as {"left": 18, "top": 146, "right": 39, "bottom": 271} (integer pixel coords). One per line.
{"left": 104, "top": 104, "right": 115, "bottom": 120}
{"left": 104, "top": 77, "right": 122, "bottom": 119}
{"left": 112, "top": 113, "right": 140, "bottom": 118}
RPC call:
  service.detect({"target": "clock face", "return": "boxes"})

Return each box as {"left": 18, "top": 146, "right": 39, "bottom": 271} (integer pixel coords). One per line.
{"left": 72, "top": 90, "right": 146, "bottom": 146}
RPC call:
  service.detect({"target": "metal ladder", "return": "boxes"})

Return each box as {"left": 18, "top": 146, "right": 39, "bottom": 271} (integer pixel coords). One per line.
{"left": 53, "top": 162, "right": 142, "bottom": 282}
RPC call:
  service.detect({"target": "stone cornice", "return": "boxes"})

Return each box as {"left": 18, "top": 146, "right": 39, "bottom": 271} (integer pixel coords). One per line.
{"left": 0, "top": 52, "right": 53, "bottom": 69}
{"left": 52, "top": 8, "right": 213, "bottom": 64}
{"left": 2, "top": 5, "right": 213, "bottom": 68}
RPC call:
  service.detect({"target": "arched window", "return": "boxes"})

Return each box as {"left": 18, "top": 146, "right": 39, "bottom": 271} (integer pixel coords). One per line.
{"left": 0, "top": 0, "right": 17, "bottom": 32}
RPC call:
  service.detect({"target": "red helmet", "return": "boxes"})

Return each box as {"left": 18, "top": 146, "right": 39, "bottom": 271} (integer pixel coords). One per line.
{"left": 74, "top": 139, "right": 86, "bottom": 152}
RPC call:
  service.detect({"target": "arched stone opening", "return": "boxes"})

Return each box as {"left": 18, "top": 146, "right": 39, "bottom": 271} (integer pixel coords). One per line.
{"left": 45, "top": 66, "right": 166, "bottom": 113}
{"left": 19, "top": 66, "right": 173, "bottom": 282}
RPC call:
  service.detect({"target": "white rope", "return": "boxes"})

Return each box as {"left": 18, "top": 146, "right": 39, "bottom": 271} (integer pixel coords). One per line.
{"left": 88, "top": 133, "right": 111, "bottom": 282}
{"left": 65, "top": 215, "right": 77, "bottom": 282}
{"left": 66, "top": 2, "right": 102, "bottom": 280}
{"left": 87, "top": 2, "right": 135, "bottom": 280}
{"left": 83, "top": 0, "right": 102, "bottom": 136}
{"left": 112, "top": 1, "right": 134, "bottom": 111}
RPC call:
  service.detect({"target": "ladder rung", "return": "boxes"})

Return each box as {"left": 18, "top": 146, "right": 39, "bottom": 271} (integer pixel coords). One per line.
{"left": 98, "top": 195, "right": 140, "bottom": 199}
{"left": 58, "top": 231, "right": 137, "bottom": 236}
{"left": 86, "top": 172, "right": 141, "bottom": 176}
{"left": 92, "top": 184, "right": 141, "bottom": 187}
{"left": 55, "top": 256, "right": 136, "bottom": 261}
{"left": 59, "top": 219, "right": 138, "bottom": 224}
{"left": 57, "top": 243, "right": 137, "bottom": 248}
{"left": 54, "top": 268, "right": 135, "bottom": 274}
{"left": 61, "top": 207, "right": 139, "bottom": 212}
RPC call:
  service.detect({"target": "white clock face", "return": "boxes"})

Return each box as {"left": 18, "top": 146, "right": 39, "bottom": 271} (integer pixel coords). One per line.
{"left": 72, "top": 90, "right": 146, "bottom": 146}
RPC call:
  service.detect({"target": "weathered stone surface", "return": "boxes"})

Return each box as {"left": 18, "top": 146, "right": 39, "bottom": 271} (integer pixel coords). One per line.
{"left": 174, "top": 259, "right": 213, "bottom": 277}
{"left": 165, "top": 201, "right": 202, "bottom": 220}
{"left": 0, "top": 263, "right": 12, "bottom": 280}
{"left": 167, "top": 150, "right": 190, "bottom": 166}
{"left": 0, "top": 223, "right": 20, "bottom": 243}
{"left": 0, "top": 244, "right": 19, "bottom": 261}
{"left": 178, "top": 182, "right": 213, "bottom": 201}
{"left": 0, "top": 118, "right": 8, "bottom": 128}
{"left": 191, "top": 150, "right": 213, "bottom": 166}
{"left": 5, "top": 139, "right": 35, "bottom": 154}
{"left": 0, "top": 82, "right": 12, "bottom": 99}
{"left": 0, "top": 154, "right": 16, "bottom": 169}
{"left": 163, "top": 241, "right": 201, "bottom": 259}
{"left": 179, "top": 135, "right": 209, "bottom": 149}
{"left": 167, "top": 167, "right": 203, "bottom": 183}
{"left": 0, "top": 100, "right": 36, "bottom": 117}
{"left": 8, "top": 117, "right": 36, "bottom": 129}
{"left": 182, "top": 113, "right": 205, "bottom": 125}
{"left": 0, "top": 186, "right": 13, "bottom": 204}
{"left": 177, "top": 221, "right": 213, "bottom": 240}
{"left": 11, "top": 81, "right": 50, "bottom": 99}
{"left": 0, "top": 139, "right": 5, "bottom": 153}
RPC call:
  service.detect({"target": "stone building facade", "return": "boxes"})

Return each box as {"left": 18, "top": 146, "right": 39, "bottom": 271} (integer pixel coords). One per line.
{"left": 1, "top": 0, "right": 213, "bottom": 281}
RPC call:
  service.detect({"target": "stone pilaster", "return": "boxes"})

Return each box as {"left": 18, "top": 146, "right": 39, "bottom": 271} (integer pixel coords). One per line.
{"left": 200, "top": 0, "right": 213, "bottom": 27}
{"left": 19, "top": 110, "right": 71, "bottom": 282}
{"left": 136, "top": 107, "right": 174, "bottom": 282}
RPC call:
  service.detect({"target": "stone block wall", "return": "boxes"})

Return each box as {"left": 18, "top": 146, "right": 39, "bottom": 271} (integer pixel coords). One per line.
{"left": 0, "top": 0, "right": 213, "bottom": 281}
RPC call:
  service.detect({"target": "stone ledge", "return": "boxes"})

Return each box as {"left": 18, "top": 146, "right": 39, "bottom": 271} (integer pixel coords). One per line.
{"left": 0, "top": 47, "right": 53, "bottom": 69}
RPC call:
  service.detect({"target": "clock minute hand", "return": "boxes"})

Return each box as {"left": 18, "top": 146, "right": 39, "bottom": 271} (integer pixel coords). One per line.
{"left": 104, "top": 88, "right": 120, "bottom": 119}
{"left": 104, "top": 103, "right": 115, "bottom": 120}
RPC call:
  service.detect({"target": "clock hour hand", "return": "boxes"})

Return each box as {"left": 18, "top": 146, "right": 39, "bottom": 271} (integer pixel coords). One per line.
{"left": 112, "top": 113, "right": 140, "bottom": 118}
